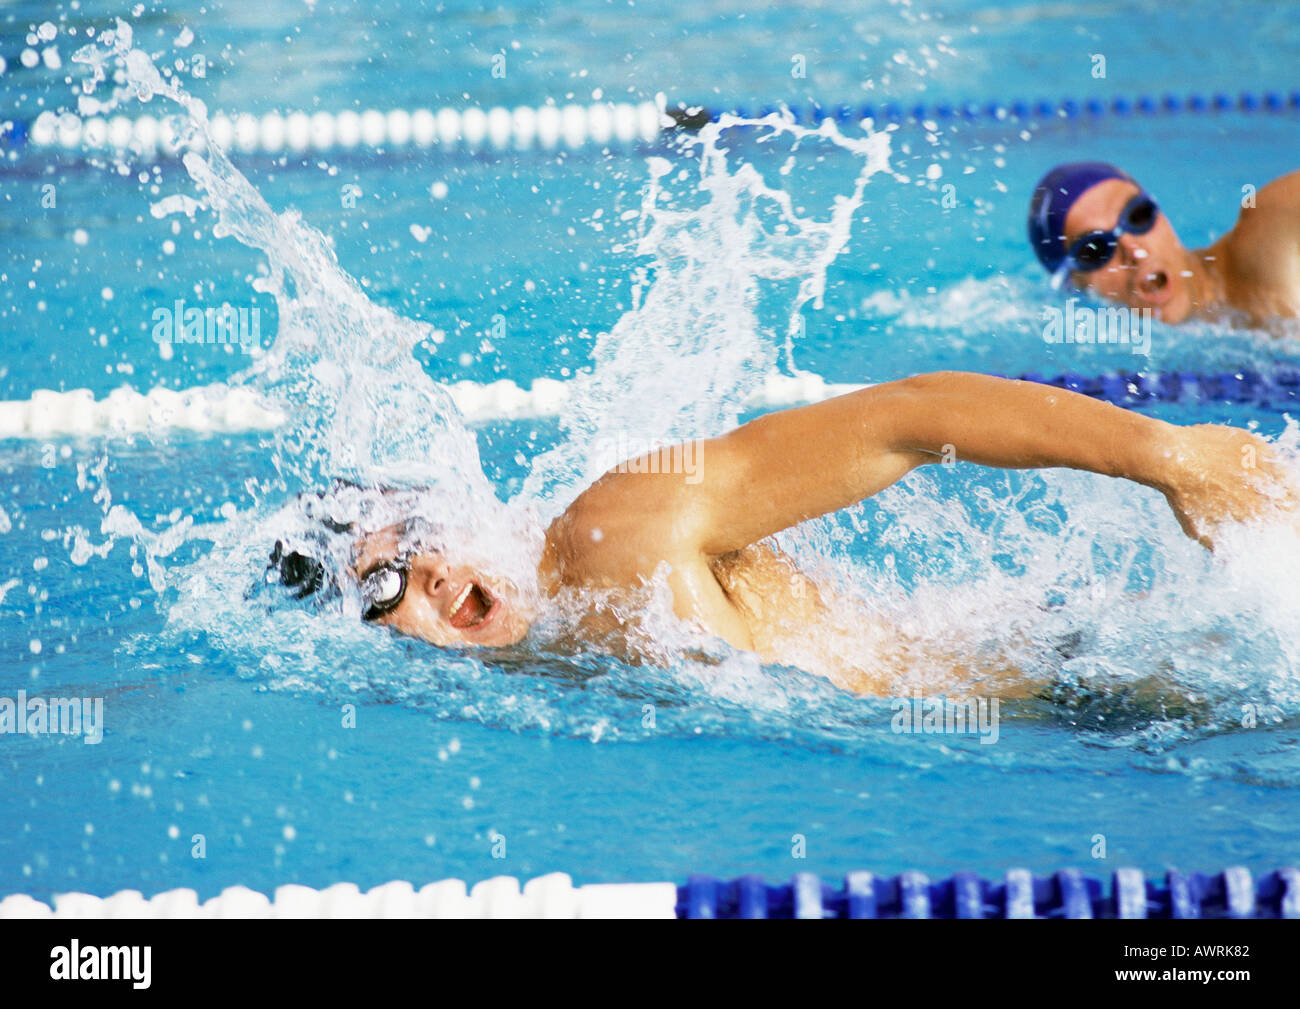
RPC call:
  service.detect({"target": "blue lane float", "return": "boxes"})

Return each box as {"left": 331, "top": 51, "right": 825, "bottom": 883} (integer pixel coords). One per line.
{"left": 1008, "top": 367, "right": 1300, "bottom": 410}
{"left": 701, "top": 88, "right": 1300, "bottom": 128}
{"left": 678, "top": 866, "right": 1300, "bottom": 919}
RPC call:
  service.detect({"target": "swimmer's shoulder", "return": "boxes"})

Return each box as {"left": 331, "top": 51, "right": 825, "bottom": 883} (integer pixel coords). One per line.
{"left": 1217, "top": 171, "right": 1300, "bottom": 312}
{"left": 1253, "top": 169, "right": 1300, "bottom": 210}
{"left": 542, "top": 473, "right": 758, "bottom": 650}
{"left": 542, "top": 469, "right": 705, "bottom": 586}
{"left": 1228, "top": 170, "right": 1300, "bottom": 260}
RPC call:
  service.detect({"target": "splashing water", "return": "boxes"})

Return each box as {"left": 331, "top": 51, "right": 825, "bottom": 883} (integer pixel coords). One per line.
{"left": 56, "top": 19, "right": 1300, "bottom": 777}
{"left": 522, "top": 113, "right": 891, "bottom": 507}
{"left": 71, "top": 20, "right": 538, "bottom": 603}
{"left": 78, "top": 22, "right": 486, "bottom": 498}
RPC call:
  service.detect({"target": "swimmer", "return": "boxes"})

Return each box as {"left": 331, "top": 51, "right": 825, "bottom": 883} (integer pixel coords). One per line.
{"left": 273, "top": 372, "right": 1297, "bottom": 695}
{"left": 1028, "top": 162, "right": 1300, "bottom": 325}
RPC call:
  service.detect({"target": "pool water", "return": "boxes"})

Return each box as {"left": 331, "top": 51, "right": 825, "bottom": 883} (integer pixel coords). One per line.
{"left": 2, "top": 0, "right": 1299, "bottom": 903}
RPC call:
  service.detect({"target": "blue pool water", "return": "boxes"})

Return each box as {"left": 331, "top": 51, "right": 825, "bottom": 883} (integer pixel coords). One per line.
{"left": 2, "top": 1, "right": 1299, "bottom": 903}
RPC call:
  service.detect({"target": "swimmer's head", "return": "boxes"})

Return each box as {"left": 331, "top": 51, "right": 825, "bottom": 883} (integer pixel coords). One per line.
{"left": 266, "top": 481, "right": 533, "bottom": 649}
{"left": 1028, "top": 162, "right": 1197, "bottom": 321}
{"left": 348, "top": 518, "right": 533, "bottom": 648}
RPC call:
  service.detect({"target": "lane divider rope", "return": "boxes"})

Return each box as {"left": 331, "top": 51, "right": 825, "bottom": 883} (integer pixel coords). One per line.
{"left": 698, "top": 87, "right": 1300, "bottom": 128}
{"left": 1, "top": 367, "right": 1296, "bottom": 440}
{"left": 2, "top": 865, "right": 1294, "bottom": 918}
{"left": 5, "top": 87, "right": 1297, "bottom": 159}
{"left": 679, "top": 865, "right": 1300, "bottom": 919}
{"left": 0, "top": 374, "right": 862, "bottom": 437}
{"left": 2, "top": 100, "right": 667, "bottom": 158}
{"left": 0, "top": 873, "right": 677, "bottom": 919}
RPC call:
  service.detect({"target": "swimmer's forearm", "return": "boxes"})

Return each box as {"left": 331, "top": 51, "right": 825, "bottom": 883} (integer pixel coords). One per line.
{"left": 693, "top": 371, "right": 1180, "bottom": 554}
{"left": 882, "top": 372, "right": 1178, "bottom": 490}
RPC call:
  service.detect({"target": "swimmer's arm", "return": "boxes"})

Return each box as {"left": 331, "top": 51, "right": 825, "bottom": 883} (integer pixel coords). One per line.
{"left": 693, "top": 371, "right": 1197, "bottom": 554}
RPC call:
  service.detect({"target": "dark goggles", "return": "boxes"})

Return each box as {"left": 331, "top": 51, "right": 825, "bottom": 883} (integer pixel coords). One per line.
{"left": 1059, "top": 192, "right": 1159, "bottom": 277}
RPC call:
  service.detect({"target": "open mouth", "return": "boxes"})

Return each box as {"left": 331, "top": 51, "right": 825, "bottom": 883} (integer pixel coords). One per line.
{"left": 1135, "top": 267, "right": 1171, "bottom": 305}
{"left": 448, "top": 580, "right": 498, "bottom": 630}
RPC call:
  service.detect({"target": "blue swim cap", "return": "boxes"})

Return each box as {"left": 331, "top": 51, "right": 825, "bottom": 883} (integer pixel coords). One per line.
{"left": 1027, "top": 162, "right": 1134, "bottom": 273}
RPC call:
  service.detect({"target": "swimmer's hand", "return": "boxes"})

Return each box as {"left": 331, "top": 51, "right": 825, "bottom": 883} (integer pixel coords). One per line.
{"left": 1159, "top": 425, "right": 1299, "bottom": 549}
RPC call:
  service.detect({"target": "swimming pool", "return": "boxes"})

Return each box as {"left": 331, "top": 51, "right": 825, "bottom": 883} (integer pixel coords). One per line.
{"left": 2, "top": 0, "right": 1299, "bottom": 913}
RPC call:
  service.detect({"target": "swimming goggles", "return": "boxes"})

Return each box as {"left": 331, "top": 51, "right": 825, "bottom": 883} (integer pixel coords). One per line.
{"left": 360, "top": 560, "right": 407, "bottom": 621}
{"left": 1054, "top": 192, "right": 1158, "bottom": 285}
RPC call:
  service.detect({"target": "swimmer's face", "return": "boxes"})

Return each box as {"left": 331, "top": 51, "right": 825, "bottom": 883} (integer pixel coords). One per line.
{"left": 351, "top": 524, "right": 532, "bottom": 648}
{"left": 1064, "top": 178, "right": 1195, "bottom": 323}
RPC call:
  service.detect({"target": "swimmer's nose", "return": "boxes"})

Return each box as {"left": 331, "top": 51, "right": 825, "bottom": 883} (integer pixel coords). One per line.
{"left": 1116, "top": 234, "right": 1148, "bottom": 288}
{"left": 410, "top": 552, "right": 452, "bottom": 597}
{"left": 1118, "top": 231, "right": 1147, "bottom": 264}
